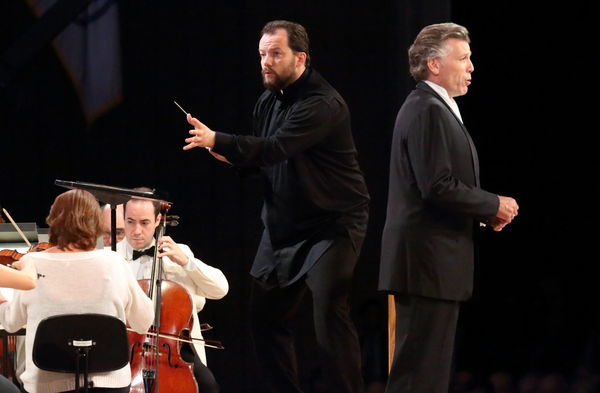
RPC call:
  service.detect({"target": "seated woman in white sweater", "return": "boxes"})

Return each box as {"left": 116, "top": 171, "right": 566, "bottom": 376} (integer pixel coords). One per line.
{"left": 0, "top": 189, "right": 154, "bottom": 393}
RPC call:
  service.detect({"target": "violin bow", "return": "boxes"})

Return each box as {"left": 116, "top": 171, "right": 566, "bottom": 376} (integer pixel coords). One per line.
{"left": 2, "top": 208, "right": 32, "bottom": 249}
{"left": 126, "top": 327, "right": 224, "bottom": 350}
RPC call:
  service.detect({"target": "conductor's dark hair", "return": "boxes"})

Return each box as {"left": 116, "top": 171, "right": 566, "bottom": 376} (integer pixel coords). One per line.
{"left": 262, "top": 20, "right": 311, "bottom": 66}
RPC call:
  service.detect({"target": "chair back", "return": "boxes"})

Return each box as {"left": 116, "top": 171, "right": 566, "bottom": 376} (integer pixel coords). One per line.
{"left": 32, "top": 313, "right": 129, "bottom": 373}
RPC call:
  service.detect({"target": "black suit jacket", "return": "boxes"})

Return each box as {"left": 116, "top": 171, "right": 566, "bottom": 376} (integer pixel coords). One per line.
{"left": 379, "top": 82, "right": 498, "bottom": 301}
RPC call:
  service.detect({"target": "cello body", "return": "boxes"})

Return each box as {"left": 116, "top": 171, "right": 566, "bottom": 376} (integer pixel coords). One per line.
{"left": 128, "top": 279, "right": 198, "bottom": 393}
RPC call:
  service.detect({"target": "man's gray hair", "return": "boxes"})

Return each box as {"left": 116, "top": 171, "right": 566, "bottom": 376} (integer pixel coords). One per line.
{"left": 408, "top": 22, "right": 470, "bottom": 81}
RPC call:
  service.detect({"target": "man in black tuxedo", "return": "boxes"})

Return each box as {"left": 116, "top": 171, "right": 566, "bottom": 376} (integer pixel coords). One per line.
{"left": 379, "top": 23, "right": 519, "bottom": 393}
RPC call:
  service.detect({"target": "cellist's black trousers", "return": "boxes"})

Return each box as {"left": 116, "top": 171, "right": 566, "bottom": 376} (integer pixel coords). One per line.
{"left": 0, "top": 375, "right": 20, "bottom": 393}
{"left": 250, "top": 236, "right": 364, "bottom": 393}
{"left": 180, "top": 342, "right": 219, "bottom": 393}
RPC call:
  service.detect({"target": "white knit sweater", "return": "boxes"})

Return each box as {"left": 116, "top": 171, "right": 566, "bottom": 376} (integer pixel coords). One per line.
{"left": 0, "top": 249, "right": 154, "bottom": 393}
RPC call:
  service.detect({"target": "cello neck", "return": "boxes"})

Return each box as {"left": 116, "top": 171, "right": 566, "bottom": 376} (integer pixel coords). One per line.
{"left": 147, "top": 202, "right": 171, "bottom": 327}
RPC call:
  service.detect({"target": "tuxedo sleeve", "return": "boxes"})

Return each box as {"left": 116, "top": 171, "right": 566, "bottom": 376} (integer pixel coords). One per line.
{"left": 178, "top": 244, "right": 229, "bottom": 300}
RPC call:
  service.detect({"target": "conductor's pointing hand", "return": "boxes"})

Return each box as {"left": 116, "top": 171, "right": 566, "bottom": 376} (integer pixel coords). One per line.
{"left": 183, "top": 113, "right": 216, "bottom": 150}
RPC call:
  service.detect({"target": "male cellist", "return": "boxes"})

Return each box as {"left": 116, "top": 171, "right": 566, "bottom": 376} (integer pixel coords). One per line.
{"left": 116, "top": 191, "right": 228, "bottom": 393}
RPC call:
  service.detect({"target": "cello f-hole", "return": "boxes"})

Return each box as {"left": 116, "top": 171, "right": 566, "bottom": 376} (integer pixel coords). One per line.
{"left": 161, "top": 342, "right": 177, "bottom": 367}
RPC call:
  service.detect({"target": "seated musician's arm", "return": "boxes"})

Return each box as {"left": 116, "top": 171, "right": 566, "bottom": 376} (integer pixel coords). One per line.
{"left": 0, "top": 291, "right": 27, "bottom": 333}
{"left": 122, "top": 262, "right": 154, "bottom": 334}
{"left": 178, "top": 244, "right": 229, "bottom": 300}
{"left": 0, "top": 259, "right": 37, "bottom": 290}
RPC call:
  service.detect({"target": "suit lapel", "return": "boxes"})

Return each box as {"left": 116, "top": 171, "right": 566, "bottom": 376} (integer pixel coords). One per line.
{"left": 462, "top": 125, "right": 481, "bottom": 187}
{"left": 417, "top": 82, "right": 480, "bottom": 186}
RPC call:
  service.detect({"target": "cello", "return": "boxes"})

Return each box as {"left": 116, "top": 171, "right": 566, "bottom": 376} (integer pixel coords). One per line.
{"left": 128, "top": 201, "right": 198, "bottom": 393}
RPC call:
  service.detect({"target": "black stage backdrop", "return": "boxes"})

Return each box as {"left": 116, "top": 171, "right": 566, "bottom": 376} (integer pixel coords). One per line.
{"left": 0, "top": 1, "right": 596, "bottom": 392}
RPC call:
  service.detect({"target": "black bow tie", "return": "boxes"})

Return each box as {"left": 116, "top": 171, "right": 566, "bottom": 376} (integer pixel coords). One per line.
{"left": 132, "top": 246, "right": 155, "bottom": 260}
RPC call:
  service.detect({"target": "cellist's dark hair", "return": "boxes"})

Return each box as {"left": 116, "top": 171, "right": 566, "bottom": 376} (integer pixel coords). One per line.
{"left": 123, "top": 187, "right": 161, "bottom": 218}
{"left": 261, "top": 20, "right": 311, "bottom": 66}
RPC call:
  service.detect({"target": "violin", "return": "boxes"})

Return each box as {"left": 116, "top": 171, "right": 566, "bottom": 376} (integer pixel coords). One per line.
{"left": 0, "top": 249, "right": 25, "bottom": 264}
{"left": 0, "top": 242, "right": 52, "bottom": 265}
{"left": 0, "top": 207, "right": 51, "bottom": 266}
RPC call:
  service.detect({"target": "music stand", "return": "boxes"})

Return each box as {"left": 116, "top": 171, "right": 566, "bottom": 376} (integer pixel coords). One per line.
{"left": 32, "top": 314, "right": 129, "bottom": 393}
{"left": 55, "top": 180, "right": 172, "bottom": 251}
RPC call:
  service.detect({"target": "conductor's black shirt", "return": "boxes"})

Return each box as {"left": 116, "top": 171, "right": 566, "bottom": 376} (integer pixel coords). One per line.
{"left": 213, "top": 68, "right": 369, "bottom": 286}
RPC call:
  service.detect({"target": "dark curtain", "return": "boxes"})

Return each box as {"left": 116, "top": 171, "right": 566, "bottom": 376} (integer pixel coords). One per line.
{"left": 1, "top": 1, "right": 596, "bottom": 392}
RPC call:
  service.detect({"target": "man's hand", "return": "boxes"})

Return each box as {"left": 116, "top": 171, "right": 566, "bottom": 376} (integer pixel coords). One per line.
{"left": 184, "top": 113, "right": 216, "bottom": 150}
{"left": 490, "top": 217, "right": 509, "bottom": 232}
{"left": 492, "top": 195, "right": 519, "bottom": 231}
{"left": 157, "top": 235, "right": 189, "bottom": 267}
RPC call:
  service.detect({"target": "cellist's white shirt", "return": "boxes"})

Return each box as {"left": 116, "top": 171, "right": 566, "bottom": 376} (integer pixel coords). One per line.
{"left": 115, "top": 239, "right": 228, "bottom": 365}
